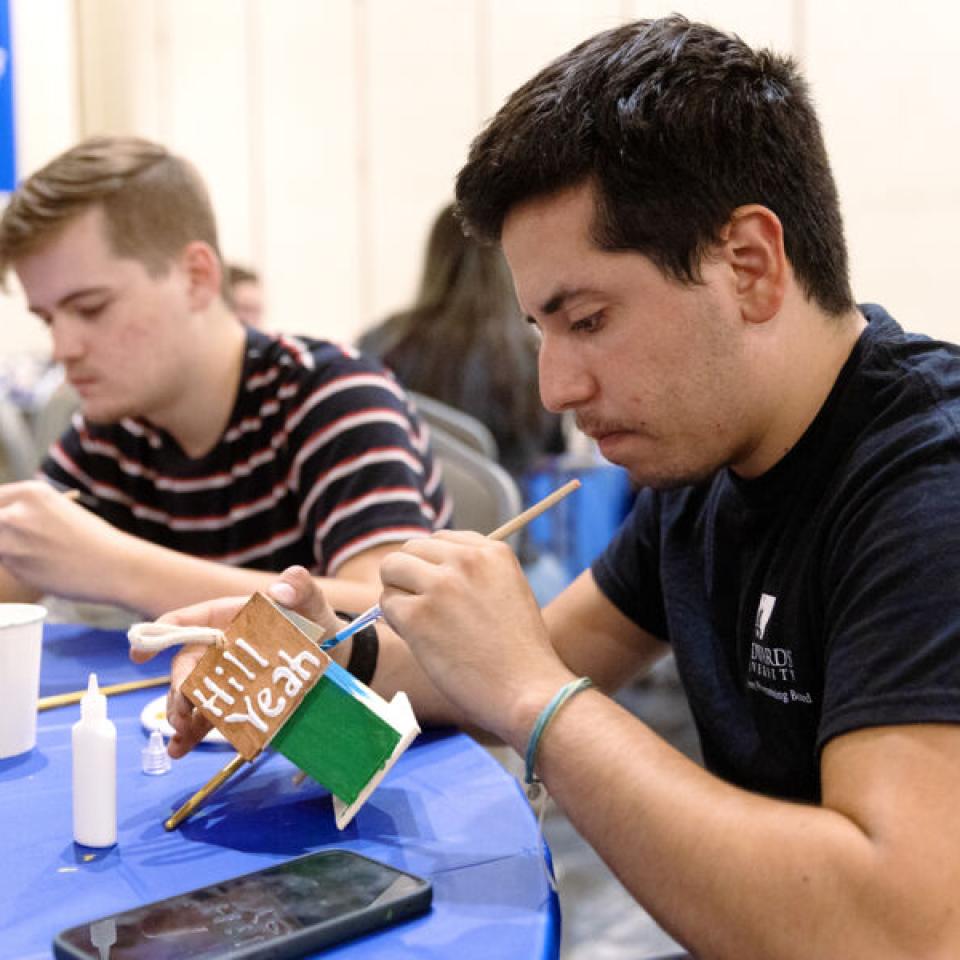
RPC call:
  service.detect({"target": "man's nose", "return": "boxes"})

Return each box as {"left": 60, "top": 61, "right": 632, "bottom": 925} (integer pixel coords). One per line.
{"left": 49, "top": 316, "right": 86, "bottom": 364}
{"left": 538, "top": 339, "right": 595, "bottom": 413}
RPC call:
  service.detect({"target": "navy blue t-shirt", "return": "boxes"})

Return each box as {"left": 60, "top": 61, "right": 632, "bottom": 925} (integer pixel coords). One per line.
{"left": 592, "top": 305, "right": 960, "bottom": 802}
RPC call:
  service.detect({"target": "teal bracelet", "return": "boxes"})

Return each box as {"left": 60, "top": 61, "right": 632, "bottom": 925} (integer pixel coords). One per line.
{"left": 524, "top": 677, "right": 594, "bottom": 785}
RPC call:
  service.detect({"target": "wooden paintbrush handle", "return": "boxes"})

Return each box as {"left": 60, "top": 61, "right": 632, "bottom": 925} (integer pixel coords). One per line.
{"left": 487, "top": 478, "right": 581, "bottom": 541}
{"left": 321, "top": 479, "right": 582, "bottom": 653}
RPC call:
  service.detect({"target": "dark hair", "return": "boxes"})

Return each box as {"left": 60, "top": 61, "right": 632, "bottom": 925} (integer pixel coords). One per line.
{"left": 226, "top": 263, "right": 259, "bottom": 288}
{"left": 0, "top": 135, "right": 222, "bottom": 280}
{"left": 456, "top": 15, "right": 854, "bottom": 315}
{"left": 358, "top": 204, "right": 559, "bottom": 474}
{"left": 224, "top": 262, "right": 260, "bottom": 309}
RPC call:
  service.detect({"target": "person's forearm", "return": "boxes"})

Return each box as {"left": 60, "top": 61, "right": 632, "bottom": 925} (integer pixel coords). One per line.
{"left": 101, "top": 534, "right": 379, "bottom": 619}
{"left": 529, "top": 693, "right": 942, "bottom": 960}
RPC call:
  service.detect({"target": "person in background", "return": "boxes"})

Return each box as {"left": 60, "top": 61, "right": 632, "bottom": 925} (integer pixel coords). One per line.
{"left": 159, "top": 16, "right": 960, "bottom": 958}
{"left": 0, "top": 135, "right": 448, "bottom": 619}
{"left": 357, "top": 203, "right": 563, "bottom": 477}
{"left": 225, "top": 262, "right": 265, "bottom": 330}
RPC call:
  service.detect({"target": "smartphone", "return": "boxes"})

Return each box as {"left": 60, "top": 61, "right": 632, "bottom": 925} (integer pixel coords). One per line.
{"left": 52, "top": 849, "right": 432, "bottom": 960}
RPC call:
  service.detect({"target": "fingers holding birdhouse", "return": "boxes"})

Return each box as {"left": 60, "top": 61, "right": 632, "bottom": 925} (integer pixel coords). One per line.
{"left": 165, "top": 642, "right": 218, "bottom": 757}
{"left": 266, "top": 566, "right": 343, "bottom": 640}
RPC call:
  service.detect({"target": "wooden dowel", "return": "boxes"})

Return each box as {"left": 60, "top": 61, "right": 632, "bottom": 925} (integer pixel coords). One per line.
{"left": 486, "top": 478, "right": 581, "bottom": 542}
{"left": 164, "top": 754, "right": 247, "bottom": 831}
{"left": 38, "top": 674, "right": 171, "bottom": 711}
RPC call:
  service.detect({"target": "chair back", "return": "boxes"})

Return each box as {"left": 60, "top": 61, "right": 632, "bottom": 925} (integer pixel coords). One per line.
{"left": 0, "top": 398, "right": 38, "bottom": 482}
{"left": 408, "top": 391, "right": 499, "bottom": 460}
{"left": 429, "top": 426, "right": 522, "bottom": 539}
{"left": 31, "top": 382, "right": 80, "bottom": 460}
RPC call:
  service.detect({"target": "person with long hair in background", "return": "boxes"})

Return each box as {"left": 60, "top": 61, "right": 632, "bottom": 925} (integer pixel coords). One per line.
{"left": 358, "top": 204, "right": 563, "bottom": 477}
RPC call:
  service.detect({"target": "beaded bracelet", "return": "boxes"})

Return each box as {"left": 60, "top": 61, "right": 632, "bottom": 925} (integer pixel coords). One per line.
{"left": 524, "top": 677, "right": 594, "bottom": 785}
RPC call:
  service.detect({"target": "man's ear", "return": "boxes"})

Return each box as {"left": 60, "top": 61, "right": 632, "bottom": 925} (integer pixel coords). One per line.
{"left": 179, "top": 242, "right": 223, "bottom": 312}
{"left": 720, "top": 205, "right": 787, "bottom": 324}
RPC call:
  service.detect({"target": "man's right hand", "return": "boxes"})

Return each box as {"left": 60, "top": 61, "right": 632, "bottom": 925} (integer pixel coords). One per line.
{"left": 0, "top": 480, "right": 123, "bottom": 602}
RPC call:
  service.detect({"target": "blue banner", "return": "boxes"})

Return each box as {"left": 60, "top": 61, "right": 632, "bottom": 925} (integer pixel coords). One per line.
{"left": 0, "top": 0, "right": 16, "bottom": 192}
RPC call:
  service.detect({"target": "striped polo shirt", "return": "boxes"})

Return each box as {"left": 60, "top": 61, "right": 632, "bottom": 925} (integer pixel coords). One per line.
{"left": 41, "top": 330, "right": 451, "bottom": 575}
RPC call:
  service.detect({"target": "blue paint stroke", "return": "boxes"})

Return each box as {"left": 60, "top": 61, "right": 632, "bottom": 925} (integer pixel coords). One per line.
{"left": 320, "top": 604, "right": 381, "bottom": 652}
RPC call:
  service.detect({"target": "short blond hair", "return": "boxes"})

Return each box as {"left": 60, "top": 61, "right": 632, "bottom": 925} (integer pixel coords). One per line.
{"left": 0, "top": 135, "right": 222, "bottom": 280}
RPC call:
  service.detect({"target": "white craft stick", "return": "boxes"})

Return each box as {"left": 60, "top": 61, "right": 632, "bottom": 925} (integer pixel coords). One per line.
{"left": 127, "top": 622, "right": 225, "bottom": 654}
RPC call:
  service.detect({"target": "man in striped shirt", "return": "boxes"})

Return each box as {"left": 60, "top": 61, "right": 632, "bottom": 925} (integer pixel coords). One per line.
{"left": 0, "top": 136, "right": 449, "bottom": 618}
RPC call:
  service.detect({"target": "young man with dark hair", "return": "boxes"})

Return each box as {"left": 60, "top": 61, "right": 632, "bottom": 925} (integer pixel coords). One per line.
{"left": 162, "top": 17, "right": 960, "bottom": 957}
{"left": 0, "top": 136, "right": 449, "bottom": 618}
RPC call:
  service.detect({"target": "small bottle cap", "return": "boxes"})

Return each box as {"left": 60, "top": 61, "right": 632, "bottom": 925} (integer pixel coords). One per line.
{"left": 141, "top": 729, "right": 171, "bottom": 776}
{"left": 80, "top": 673, "right": 107, "bottom": 721}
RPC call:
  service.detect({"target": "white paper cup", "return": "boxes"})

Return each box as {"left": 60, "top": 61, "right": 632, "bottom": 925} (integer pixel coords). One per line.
{"left": 0, "top": 603, "right": 47, "bottom": 759}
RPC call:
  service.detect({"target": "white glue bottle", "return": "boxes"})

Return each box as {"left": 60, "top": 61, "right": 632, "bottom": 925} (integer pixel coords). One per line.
{"left": 72, "top": 673, "right": 117, "bottom": 847}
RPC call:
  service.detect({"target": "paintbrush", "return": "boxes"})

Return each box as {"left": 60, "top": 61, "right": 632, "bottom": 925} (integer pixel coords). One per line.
{"left": 320, "top": 477, "right": 582, "bottom": 652}
{"left": 164, "top": 478, "right": 581, "bottom": 827}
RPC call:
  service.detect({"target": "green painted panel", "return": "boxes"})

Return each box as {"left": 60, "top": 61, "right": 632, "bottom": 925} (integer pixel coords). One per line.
{"left": 272, "top": 673, "right": 401, "bottom": 804}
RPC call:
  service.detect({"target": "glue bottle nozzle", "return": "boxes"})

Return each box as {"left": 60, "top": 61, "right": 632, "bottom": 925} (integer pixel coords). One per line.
{"left": 142, "top": 729, "right": 171, "bottom": 775}
{"left": 80, "top": 672, "right": 107, "bottom": 721}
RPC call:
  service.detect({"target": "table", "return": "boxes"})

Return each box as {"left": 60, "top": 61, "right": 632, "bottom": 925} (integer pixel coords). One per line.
{"left": 0, "top": 625, "right": 560, "bottom": 959}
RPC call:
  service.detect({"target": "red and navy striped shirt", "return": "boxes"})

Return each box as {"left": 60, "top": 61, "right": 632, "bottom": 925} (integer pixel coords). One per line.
{"left": 41, "top": 330, "right": 451, "bottom": 575}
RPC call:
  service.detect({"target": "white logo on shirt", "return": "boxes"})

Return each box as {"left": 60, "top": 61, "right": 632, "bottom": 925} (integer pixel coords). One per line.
{"left": 747, "top": 592, "right": 813, "bottom": 705}
{"left": 754, "top": 593, "right": 776, "bottom": 640}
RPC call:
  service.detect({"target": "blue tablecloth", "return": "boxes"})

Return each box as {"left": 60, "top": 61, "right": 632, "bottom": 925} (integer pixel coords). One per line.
{"left": 0, "top": 625, "right": 560, "bottom": 959}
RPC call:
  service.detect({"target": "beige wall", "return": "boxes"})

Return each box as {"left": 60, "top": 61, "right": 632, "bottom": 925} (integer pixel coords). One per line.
{"left": 806, "top": 0, "right": 960, "bottom": 336}
{"left": 1, "top": 0, "right": 958, "bottom": 361}
{"left": 0, "top": 0, "right": 78, "bottom": 356}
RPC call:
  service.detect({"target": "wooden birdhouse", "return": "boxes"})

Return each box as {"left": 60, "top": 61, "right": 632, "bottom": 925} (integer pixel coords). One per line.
{"left": 182, "top": 592, "right": 419, "bottom": 828}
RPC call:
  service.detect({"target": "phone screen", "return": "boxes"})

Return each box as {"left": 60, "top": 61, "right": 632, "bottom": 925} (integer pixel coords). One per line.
{"left": 53, "top": 850, "right": 432, "bottom": 960}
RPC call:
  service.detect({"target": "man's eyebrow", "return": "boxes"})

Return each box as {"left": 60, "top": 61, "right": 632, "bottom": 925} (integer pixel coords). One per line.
{"left": 524, "top": 287, "right": 596, "bottom": 324}
{"left": 542, "top": 287, "right": 581, "bottom": 315}
{"left": 28, "top": 286, "right": 112, "bottom": 314}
